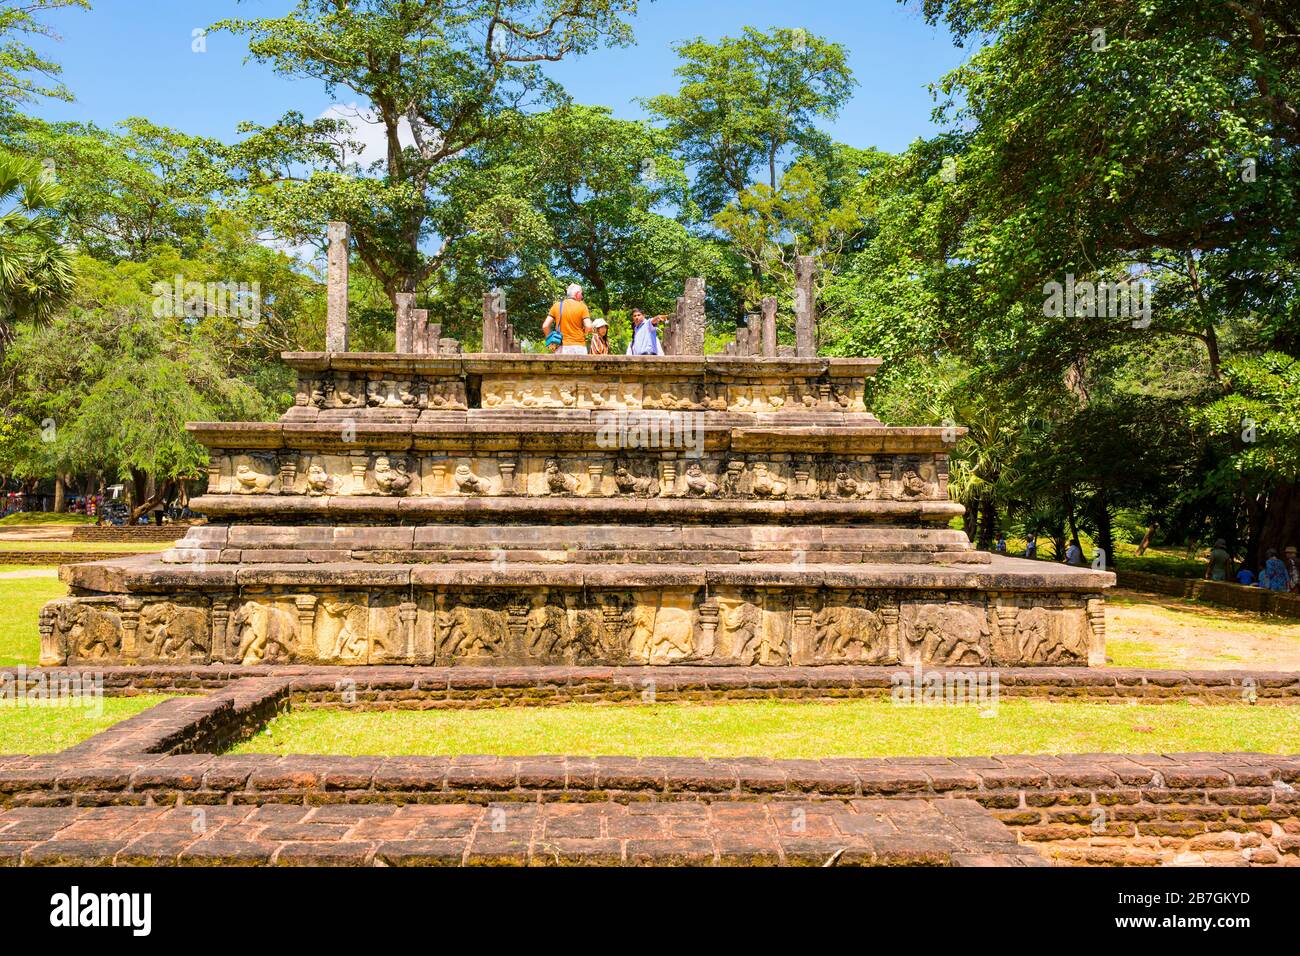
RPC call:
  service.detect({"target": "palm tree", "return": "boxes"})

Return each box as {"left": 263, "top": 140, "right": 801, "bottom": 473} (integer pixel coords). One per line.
{"left": 0, "top": 148, "right": 75, "bottom": 342}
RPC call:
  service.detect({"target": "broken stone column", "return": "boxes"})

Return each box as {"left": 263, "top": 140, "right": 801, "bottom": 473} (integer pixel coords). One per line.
{"left": 668, "top": 295, "right": 685, "bottom": 355}
{"left": 680, "top": 278, "right": 705, "bottom": 355}
{"left": 794, "top": 256, "right": 816, "bottom": 357}
{"left": 395, "top": 292, "right": 415, "bottom": 353}
{"left": 410, "top": 309, "right": 429, "bottom": 354}
{"left": 326, "top": 222, "right": 350, "bottom": 352}
{"left": 761, "top": 297, "right": 778, "bottom": 357}
{"left": 482, "top": 290, "right": 510, "bottom": 353}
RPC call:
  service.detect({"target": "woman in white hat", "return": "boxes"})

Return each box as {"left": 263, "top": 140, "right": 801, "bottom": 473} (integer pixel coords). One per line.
{"left": 589, "top": 317, "right": 610, "bottom": 355}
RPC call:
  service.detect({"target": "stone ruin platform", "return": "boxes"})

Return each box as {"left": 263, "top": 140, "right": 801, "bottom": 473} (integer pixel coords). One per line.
{"left": 40, "top": 347, "right": 1112, "bottom": 670}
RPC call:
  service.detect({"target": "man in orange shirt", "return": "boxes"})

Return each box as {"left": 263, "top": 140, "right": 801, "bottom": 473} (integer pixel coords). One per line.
{"left": 542, "top": 284, "right": 592, "bottom": 354}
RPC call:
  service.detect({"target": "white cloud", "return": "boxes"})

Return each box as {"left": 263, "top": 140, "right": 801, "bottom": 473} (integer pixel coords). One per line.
{"left": 318, "top": 102, "right": 418, "bottom": 170}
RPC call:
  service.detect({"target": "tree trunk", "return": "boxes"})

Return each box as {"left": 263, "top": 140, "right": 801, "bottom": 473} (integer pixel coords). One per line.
{"left": 129, "top": 476, "right": 174, "bottom": 525}
{"left": 1094, "top": 491, "right": 1115, "bottom": 569}
{"left": 1136, "top": 523, "right": 1158, "bottom": 556}
{"left": 977, "top": 497, "right": 997, "bottom": 551}
{"left": 53, "top": 473, "right": 66, "bottom": 514}
{"left": 1259, "top": 480, "right": 1300, "bottom": 560}
{"left": 966, "top": 492, "right": 982, "bottom": 545}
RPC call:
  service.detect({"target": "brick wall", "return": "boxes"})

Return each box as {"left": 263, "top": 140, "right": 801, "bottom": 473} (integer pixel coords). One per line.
{"left": 1117, "top": 570, "right": 1300, "bottom": 618}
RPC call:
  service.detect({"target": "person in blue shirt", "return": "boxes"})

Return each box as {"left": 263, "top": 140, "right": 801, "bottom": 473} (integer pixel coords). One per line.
{"left": 1063, "top": 539, "right": 1085, "bottom": 567}
{"left": 627, "top": 308, "right": 666, "bottom": 355}
{"left": 1261, "top": 549, "right": 1290, "bottom": 591}
{"left": 1235, "top": 567, "right": 1255, "bottom": 586}
{"left": 1024, "top": 532, "right": 1037, "bottom": 559}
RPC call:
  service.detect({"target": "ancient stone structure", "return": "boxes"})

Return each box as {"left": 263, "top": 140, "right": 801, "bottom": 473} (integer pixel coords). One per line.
{"left": 40, "top": 228, "right": 1111, "bottom": 668}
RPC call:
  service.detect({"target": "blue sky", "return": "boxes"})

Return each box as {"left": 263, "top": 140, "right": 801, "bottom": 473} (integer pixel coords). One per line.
{"left": 32, "top": 0, "right": 969, "bottom": 154}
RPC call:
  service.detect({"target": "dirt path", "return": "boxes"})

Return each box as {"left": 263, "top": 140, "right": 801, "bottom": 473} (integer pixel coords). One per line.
{"left": 0, "top": 568, "right": 59, "bottom": 579}
{"left": 1106, "top": 588, "right": 1300, "bottom": 671}
{"left": 0, "top": 527, "right": 74, "bottom": 542}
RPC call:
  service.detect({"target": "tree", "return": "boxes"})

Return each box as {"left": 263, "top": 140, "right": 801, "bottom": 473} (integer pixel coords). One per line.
{"left": 210, "top": 0, "right": 639, "bottom": 305}
{"left": 823, "top": 0, "right": 1300, "bottom": 560}
{"left": 714, "top": 145, "right": 884, "bottom": 309}
{"left": 9, "top": 118, "right": 213, "bottom": 261}
{"left": 0, "top": 0, "right": 89, "bottom": 124}
{"left": 3, "top": 266, "right": 272, "bottom": 522}
{"left": 0, "top": 148, "right": 74, "bottom": 341}
{"left": 644, "top": 27, "right": 855, "bottom": 218}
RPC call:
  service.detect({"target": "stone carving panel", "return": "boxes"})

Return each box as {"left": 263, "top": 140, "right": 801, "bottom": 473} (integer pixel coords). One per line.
{"left": 898, "top": 599, "right": 993, "bottom": 666}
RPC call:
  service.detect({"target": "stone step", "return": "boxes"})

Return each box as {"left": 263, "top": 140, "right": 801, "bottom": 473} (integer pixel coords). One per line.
{"left": 0, "top": 798, "right": 1046, "bottom": 867}
{"left": 187, "top": 494, "right": 967, "bottom": 524}
{"left": 164, "top": 523, "right": 990, "bottom": 566}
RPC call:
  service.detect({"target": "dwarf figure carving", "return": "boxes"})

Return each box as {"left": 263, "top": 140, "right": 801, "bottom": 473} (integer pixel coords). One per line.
{"left": 613, "top": 464, "right": 658, "bottom": 496}
{"left": 545, "top": 458, "right": 579, "bottom": 495}
{"left": 832, "top": 462, "right": 861, "bottom": 499}
{"left": 374, "top": 456, "right": 413, "bottom": 495}
{"left": 750, "top": 463, "right": 787, "bottom": 498}
{"left": 684, "top": 462, "right": 718, "bottom": 497}
{"left": 454, "top": 463, "right": 489, "bottom": 495}
{"left": 235, "top": 462, "right": 275, "bottom": 494}
{"left": 306, "top": 463, "right": 331, "bottom": 496}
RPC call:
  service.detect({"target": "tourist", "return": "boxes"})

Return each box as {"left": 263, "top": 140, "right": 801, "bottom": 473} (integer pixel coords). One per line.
{"left": 542, "top": 284, "right": 592, "bottom": 354}
{"left": 1205, "top": 539, "right": 1231, "bottom": 581}
{"left": 627, "top": 308, "right": 666, "bottom": 355}
{"left": 1261, "top": 549, "right": 1290, "bottom": 592}
{"left": 1286, "top": 546, "right": 1299, "bottom": 593}
{"left": 1063, "top": 539, "right": 1084, "bottom": 567}
{"left": 589, "top": 317, "right": 610, "bottom": 355}
{"left": 1024, "top": 531, "right": 1037, "bottom": 560}
{"left": 994, "top": 533, "right": 1007, "bottom": 554}
{"left": 1235, "top": 566, "right": 1256, "bottom": 586}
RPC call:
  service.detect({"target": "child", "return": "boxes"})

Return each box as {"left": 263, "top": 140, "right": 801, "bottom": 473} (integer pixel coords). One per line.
{"left": 589, "top": 317, "right": 610, "bottom": 355}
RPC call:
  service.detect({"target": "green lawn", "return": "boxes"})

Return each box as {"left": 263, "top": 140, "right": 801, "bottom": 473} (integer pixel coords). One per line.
{"left": 0, "top": 696, "right": 173, "bottom": 753}
{"left": 230, "top": 699, "right": 1300, "bottom": 759}
{"left": 0, "top": 576, "right": 67, "bottom": 666}
{"left": 0, "top": 541, "right": 172, "bottom": 553}
{"left": 0, "top": 513, "right": 97, "bottom": 527}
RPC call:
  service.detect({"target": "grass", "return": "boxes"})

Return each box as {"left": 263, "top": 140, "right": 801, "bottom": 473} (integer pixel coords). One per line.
{"left": 0, "top": 575, "right": 67, "bottom": 666}
{"left": 997, "top": 533, "right": 1204, "bottom": 578}
{"left": 0, "top": 541, "right": 172, "bottom": 553}
{"left": 0, "top": 696, "right": 172, "bottom": 753}
{"left": 0, "top": 513, "right": 97, "bottom": 527}
{"left": 230, "top": 698, "right": 1300, "bottom": 759}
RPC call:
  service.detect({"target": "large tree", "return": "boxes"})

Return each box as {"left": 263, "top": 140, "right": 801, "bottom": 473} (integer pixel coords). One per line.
{"left": 644, "top": 27, "right": 855, "bottom": 218}
{"left": 210, "top": 0, "right": 639, "bottom": 305}
{"left": 0, "top": 0, "right": 89, "bottom": 123}
{"left": 0, "top": 148, "right": 74, "bottom": 341}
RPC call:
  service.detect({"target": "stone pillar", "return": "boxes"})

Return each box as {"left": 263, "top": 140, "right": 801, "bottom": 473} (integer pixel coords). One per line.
{"left": 395, "top": 292, "right": 415, "bottom": 353}
{"left": 209, "top": 593, "right": 233, "bottom": 664}
{"left": 880, "top": 601, "right": 901, "bottom": 665}
{"left": 791, "top": 595, "right": 815, "bottom": 664}
{"left": 741, "top": 314, "right": 759, "bottom": 356}
{"left": 326, "top": 222, "right": 350, "bottom": 352}
{"left": 669, "top": 295, "right": 685, "bottom": 355}
{"left": 696, "top": 601, "right": 719, "bottom": 658}
{"left": 794, "top": 255, "right": 816, "bottom": 357}
{"left": 426, "top": 322, "right": 442, "bottom": 353}
{"left": 120, "top": 597, "right": 144, "bottom": 660}
{"left": 400, "top": 600, "right": 419, "bottom": 662}
{"left": 482, "top": 292, "right": 499, "bottom": 353}
{"left": 1086, "top": 597, "right": 1106, "bottom": 666}
{"left": 295, "top": 595, "right": 317, "bottom": 657}
{"left": 761, "top": 297, "right": 778, "bottom": 356}
{"left": 680, "top": 277, "right": 705, "bottom": 355}
{"left": 409, "top": 308, "right": 427, "bottom": 355}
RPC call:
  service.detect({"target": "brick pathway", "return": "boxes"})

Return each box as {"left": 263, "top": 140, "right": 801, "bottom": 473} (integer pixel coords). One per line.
{"left": 0, "top": 798, "right": 1045, "bottom": 866}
